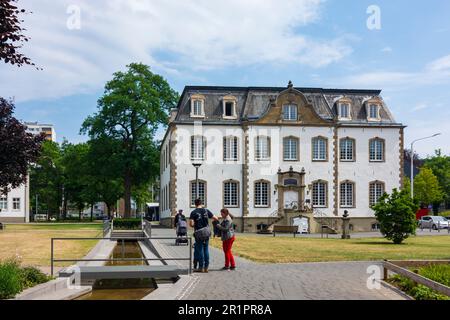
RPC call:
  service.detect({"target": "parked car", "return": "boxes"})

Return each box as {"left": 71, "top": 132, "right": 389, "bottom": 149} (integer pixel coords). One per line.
{"left": 418, "top": 216, "right": 449, "bottom": 230}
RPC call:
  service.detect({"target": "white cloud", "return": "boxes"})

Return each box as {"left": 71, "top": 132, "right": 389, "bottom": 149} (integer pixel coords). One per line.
{"left": 0, "top": 0, "right": 351, "bottom": 102}
{"left": 381, "top": 46, "right": 392, "bottom": 53}
{"left": 411, "top": 103, "right": 428, "bottom": 112}
{"left": 426, "top": 54, "right": 450, "bottom": 72}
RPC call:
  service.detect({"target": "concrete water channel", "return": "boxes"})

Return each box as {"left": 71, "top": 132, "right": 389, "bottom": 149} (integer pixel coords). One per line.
{"left": 16, "top": 221, "right": 192, "bottom": 300}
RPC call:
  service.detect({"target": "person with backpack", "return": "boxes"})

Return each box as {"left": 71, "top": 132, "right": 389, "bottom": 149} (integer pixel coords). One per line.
{"left": 173, "top": 209, "right": 184, "bottom": 229}
{"left": 189, "top": 198, "right": 218, "bottom": 273}
{"left": 215, "top": 208, "right": 236, "bottom": 271}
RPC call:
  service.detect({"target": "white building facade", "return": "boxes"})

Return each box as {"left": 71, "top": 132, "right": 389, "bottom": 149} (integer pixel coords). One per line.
{"left": 0, "top": 122, "right": 56, "bottom": 223}
{"left": 160, "top": 84, "right": 405, "bottom": 232}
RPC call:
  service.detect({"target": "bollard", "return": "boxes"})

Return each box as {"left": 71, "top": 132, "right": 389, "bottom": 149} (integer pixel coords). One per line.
{"left": 438, "top": 221, "right": 440, "bottom": 233}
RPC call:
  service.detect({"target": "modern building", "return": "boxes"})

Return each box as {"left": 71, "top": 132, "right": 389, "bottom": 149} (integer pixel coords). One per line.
{"left": 159, "top": 83, "right": 405, "bottom": 233}
{"left": 0, "top": 122, "right": 56, "bottom": 223}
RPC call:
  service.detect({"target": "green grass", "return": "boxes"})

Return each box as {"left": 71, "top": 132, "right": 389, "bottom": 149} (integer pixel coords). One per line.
{"left": 210, "top": 235, "right": 450, "bottom": 263}
{"left": 8, "top": 223, "right": 103, "bottom": 231}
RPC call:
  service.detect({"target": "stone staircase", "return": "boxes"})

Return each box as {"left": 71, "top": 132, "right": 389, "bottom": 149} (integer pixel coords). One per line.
{"left": 110, "top": 230, "right": 145, "bottom": 240}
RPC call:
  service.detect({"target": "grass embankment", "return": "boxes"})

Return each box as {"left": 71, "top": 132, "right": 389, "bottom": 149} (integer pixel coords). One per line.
{"left": 0, "top": 223, "right": 102, "bottom": 267}
{"left": 210, "top": 235, "right": 450, "bottom": 263}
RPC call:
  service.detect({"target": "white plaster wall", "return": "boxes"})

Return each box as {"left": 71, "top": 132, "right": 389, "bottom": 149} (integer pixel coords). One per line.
{"left": 337, "top": 127, "right": 401, "bottom": 217}
{"left": 0, "top": 183, "right": 27, "bottom": 220}
{"left": 247, "top": 125, "right": 335, "bottom": 217}
{"left": 159, "top": 131, "right": 172, "bottom": 220}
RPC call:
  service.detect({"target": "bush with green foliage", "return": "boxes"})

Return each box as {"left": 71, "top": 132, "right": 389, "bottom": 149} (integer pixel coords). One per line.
{"left": 113, "top": 218, "right": 142, "bottom": 230}
{"left": 0, "top": 258, "right": 52, "bottom": 300}
{"left": 388, "top": 264, "right": 450, "bottom": 300}
{"left": 372, "top": 188, "right": 419, "bottom": 244}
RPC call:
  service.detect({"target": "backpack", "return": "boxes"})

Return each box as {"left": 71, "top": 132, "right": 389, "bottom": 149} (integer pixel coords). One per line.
{"left": 193, "top": 209, "right": 211, "bottom": 241}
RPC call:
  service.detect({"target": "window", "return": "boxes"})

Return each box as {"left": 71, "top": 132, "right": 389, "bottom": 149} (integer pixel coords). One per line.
{"left": 312, "top": 181, "right": 327, "bottom": 207}
{"left": 284, "top": 179, "right": 298, "bottom": 186}
{"left": 283, "top": 137, "right": 298, "bottom": 161}
{"left": 191, "top": 136, "right": 206, "bottom": 161}
{"left": 224, "top": 102, "right": 236, "bottom": 117}
{"left": 254, "top": 181, "right": 270, "bottom": 207}
{"left": 191, "top": 99, "right": 204, "bottom": 117}
{"left": 222, "top": 97, "right": 237, "bottom": 119}
{"left": 224, "top": 181, "right": 239, "bottom": 207}
{"left": 368, "top": 104, "right": 379, "bottom": 119}
{"left": 283, "top": 104, "right": 297, "bottom": 121}
{"left": 339, "top": 103, "right": 351, "bottom": 119}
{"left": 255, "top": 136, "right": 270, "bottom": 161}
{"left": 0, "top": 196, "right": 7, "bottom": 210}
{"left": 312, "top": 137, "right": 327, "bottom": 161}
{"left": 340, "top": 138, "right": 355, "bottom": 161}
{"left": 340, "top": 182, "right": 355, "bottom": 208}
{"left": 369, "top": 182, "right": 385, "bottom": 206}
{"left": 369, "top": 138, "right": 385, "bottom": 162}
{"left": 12, "top": 198, "right": 20, "bottom": 210}
{"left": 190, "top": 181, "right": 206, "bottom": 207}
{"left": 223, "top": 136, "right": 238, "bottom": 161}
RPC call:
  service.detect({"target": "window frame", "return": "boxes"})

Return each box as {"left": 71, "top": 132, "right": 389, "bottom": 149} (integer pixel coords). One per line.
{"left": 254, "top": 136, "right": 271, "bottom": 161}
{"left": 0, "top": 195, "right": 7, "bottom": 210}
{"left": 339, "top": 137, "right": 356, "bottom": 162}
{"left": 254, "top": 180, "right": 271, "bottom": 208}
{"left": 369, "top": 138, "right": 385, "bottom": 162}
{"left": 223, "top": 180, "right": 240, "bottom": 208}
{"left": 282, "top": 104, "right": 298, "bottom": 121}
{"left": 311, "top": 180, "right": 328, "bottom": 208}
{"left": 311, "top": 136, "right": 328, "bottom": 162}
{"left": 283, "top": 136, "right": 299, "bottom": 161}
{"left": 338, "top": 102, "right": 352, "bottom": 120}
{"left": 12, "top": 197, "right": 21, "bottom": 211}
{"left": 222, "top": 97, "right": 238, "bottom": 119}
{"left": 340, "top": 180, "right": 355, "bottom": 208}
{"left": 223, "top": 136, "right": 239, "bottom": 162}
{"left": 190, "top": 135, "right": 207, "bottom": 161}
{"left": 190, "top": 180, "right": 207, "bottom": 208}
{"left": 369, "top": 181, "right": 385, "bottom": 207}
{"left": 190, "top": 97, "right": 205, "bottom": 118}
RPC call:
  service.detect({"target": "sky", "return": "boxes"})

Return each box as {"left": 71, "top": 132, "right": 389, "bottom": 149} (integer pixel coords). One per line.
{"left": 1, "top": 0, "right": 450, "bottom": 157}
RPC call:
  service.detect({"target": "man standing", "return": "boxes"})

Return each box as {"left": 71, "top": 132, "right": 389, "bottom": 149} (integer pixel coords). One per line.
{"left": 189, "top": 199, "right": 218, "bottom": 273}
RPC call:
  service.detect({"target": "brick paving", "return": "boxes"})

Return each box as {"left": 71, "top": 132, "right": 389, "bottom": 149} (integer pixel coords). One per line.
{"left": 150, "top": 228, "right": 406, "bottom": 300}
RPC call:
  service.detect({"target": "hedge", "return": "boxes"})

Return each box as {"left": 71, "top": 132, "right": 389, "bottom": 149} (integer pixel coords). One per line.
{"left": 113, "top": 218, "right": 142, "bottom": 230}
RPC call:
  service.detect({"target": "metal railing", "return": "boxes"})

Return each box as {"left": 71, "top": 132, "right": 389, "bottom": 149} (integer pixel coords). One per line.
{"left": 50, "top": 236, "right": 192, "bottom": 276}
{"left": 102, "top": 220, "right": 111, "bottom": 237}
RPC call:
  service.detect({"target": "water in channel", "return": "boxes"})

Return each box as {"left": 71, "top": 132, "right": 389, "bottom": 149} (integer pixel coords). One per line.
{"left": 76, "top": 241, "right": 156, "bottom": 300}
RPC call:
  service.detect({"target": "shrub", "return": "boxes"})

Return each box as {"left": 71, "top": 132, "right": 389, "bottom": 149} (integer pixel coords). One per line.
{"left": 113, "top": 218, "right": 141, "bottom": 230}
{"left": 0, "top": 259, "right": 23, "bottom": 300}
{"left": 372, "top": 188, "right": 419, "bottom": 244}
{"left": 20, "top": 266, "right": 52, "bottom": 289}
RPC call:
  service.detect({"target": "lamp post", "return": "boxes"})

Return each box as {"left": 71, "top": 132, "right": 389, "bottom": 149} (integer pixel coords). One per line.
{"left": 410, "top": 133, "right": 441, "bottom": 198}
{"left": 192, "top": 162, "right": 203, "bottom": 202}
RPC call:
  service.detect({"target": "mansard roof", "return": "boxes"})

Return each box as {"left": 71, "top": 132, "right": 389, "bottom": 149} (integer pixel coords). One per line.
{"left": 173, "top": 85, "right": 402, "bottom": 126}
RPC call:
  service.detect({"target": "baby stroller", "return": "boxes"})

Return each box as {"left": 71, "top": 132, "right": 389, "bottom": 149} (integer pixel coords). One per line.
{"left": 175, "top": 218, "right": 188, "bottom": 246}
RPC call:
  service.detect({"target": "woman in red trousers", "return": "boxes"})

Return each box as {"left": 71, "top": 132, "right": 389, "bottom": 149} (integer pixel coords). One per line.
{"left": 216, "top": 209, "right": 236, "bottom": 271}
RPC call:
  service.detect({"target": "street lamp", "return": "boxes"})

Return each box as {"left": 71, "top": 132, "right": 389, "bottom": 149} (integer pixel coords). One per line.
{"left": 192, "top": 161, "right": 203, "bottom": 202}
{"left": 410, "top": 133, "right": 441, "bottom": 198}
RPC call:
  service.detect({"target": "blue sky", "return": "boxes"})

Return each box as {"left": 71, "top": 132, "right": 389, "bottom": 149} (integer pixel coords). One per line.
{"left": 1, "top": 0, "right": 449, "bottom": 157}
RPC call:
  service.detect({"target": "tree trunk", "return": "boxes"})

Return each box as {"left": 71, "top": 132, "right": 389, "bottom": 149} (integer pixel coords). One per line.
{"left": 79, "top": 209, "right": 82, "bottom": 221}
{"left": 90, "top": 203, "right": 94, "bottom": 222}
{"left": 124, "top": 171, "right": 132, "bottom": 218}
{"left": 106, "top": 203, "right": 111, "bottom": 220}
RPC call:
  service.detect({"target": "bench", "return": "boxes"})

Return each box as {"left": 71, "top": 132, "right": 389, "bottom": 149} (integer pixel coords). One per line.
{"left": 273, "top": 225, "right": 298, "bottom": 237}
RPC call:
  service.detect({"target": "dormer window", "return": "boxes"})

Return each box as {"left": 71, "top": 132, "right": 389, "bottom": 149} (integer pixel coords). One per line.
{"left": 222, "top": 96, "right": 237, "bottom": 119}
{"left": 283, "top": 104, "right": 297, "bottom": 121}
{"left": 190, "top": 95, "right": 205, "bottom": 118}
{"left": 368, "top": 103, "right": 381, "bottom": 121}
{"left": 338, "top": 102, "right": 351, "bottom": 120}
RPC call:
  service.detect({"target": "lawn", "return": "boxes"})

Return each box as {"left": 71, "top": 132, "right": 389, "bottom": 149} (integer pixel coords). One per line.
{"left": 210, "top": 235, "right": 450, "bottom": 263}
{"left": 0, "top": 223, "right": 103, "bottom": 267}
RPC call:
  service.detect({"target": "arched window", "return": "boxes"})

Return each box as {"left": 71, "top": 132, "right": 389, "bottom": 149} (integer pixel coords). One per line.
{"left": 255, "top": 136, "right": 271, "bottom": 161}
{"left": 369, "top": 138, "right": 385, "bottom": 162}
{"left": 190, "top": 180, "right": 207, "bottom": 207}
{"left": 340, "top": 181, "right": 355, "bottom": 208}
{"left": 312, "top": 137, "right": 328, "bottom": 161}
{"left": 340, "top": 137, "right": 355, "bottom": 161}
{"left": 312, "top": 180, "right": 328, "bottom": 208}
{"left": 191, "top": 135, "right": 206, "bottom": 161}
{"left": 283, "top": 136, "right": 299, "bottom": 161}
{"left": 223, "top": 180, "right": 239, "bottom": 208}
{"left": 369, "top": 181, "right": 385, "bottom": 206}
{"left": 254, "top": 180, "right": 270, "bottom": 207}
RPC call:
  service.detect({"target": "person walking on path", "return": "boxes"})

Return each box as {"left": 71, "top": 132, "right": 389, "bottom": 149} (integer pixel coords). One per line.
{"left": 215, "top": 209, "right": 236, "bottom": 271}
{"left": 189, "top": 199, "right": 218, "bottom": 273}
{"left": 173, "top": 209, "right": 185, "bottom": 229}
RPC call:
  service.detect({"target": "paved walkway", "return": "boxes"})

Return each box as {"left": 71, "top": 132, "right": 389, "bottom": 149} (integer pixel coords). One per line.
{"left": 150, "top": 228, "right": 406, "bottom": 300}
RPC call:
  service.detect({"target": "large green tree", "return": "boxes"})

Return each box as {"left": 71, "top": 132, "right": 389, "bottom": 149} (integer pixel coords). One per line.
{"left": 424, "top": 150, "right": 450, "bottom": 210}
{"left": 372, "top": 189, "right": 419, "bottom": 244}
{"left": 81, "top": 63, "right": 178, "bottom": 217}
{"left": 414, "top": 167, "right": 444, "bottom": 208}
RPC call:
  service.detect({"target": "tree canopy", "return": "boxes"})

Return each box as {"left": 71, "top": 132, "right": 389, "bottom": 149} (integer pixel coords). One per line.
{"left": 414, "top": 167, "right": 444, "bottom": 207}
{"left": 81, "top": 63, "right": 179, "bottom": 217}
{"left": 0, "top": 98, "right": 44, "bottom": 194}
{"left": 424, "top": 149, "right": 450, "bottom": 208}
